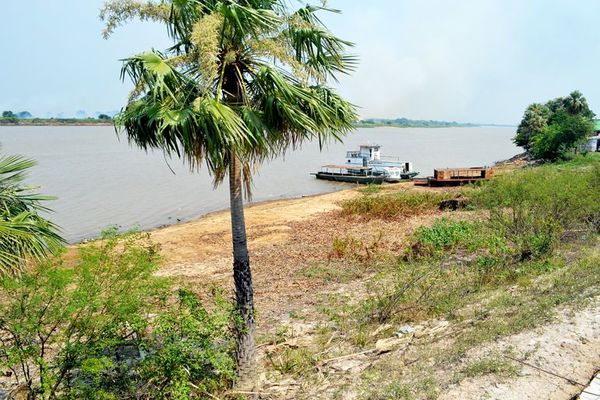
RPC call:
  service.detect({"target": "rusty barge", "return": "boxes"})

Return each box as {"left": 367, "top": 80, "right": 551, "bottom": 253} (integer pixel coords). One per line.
{"left": 414, "top": 167, "right": 494, "bottom": 187}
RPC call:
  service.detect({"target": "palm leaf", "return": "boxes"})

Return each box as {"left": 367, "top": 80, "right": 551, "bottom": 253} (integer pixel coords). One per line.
{"left": 0, "top": 156, "right": 64, "bottom": 274}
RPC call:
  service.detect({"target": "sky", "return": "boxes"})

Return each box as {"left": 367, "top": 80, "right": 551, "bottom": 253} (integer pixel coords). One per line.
{"left": 2, "top": 0, "right": 600, "bottom": 124}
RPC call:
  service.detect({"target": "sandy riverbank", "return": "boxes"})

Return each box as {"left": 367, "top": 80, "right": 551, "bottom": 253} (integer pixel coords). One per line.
{"left": 149, "top": 187, "right": 360, "bottom": 281}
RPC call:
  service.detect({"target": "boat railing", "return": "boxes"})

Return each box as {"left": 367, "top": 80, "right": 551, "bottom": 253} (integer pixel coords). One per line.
{"left": 320, "top": 165, "right": 378, "bottom": 176}
{"left": 380, "top": 156, "right": 406, "bottom": 162}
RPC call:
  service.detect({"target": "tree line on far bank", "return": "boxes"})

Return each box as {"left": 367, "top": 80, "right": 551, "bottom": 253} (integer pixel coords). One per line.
{"left": 0, "top": 111, "right": 112, "bottom": 124}
{"left": 514, "top": 90, "right": 597, "bottom": 161}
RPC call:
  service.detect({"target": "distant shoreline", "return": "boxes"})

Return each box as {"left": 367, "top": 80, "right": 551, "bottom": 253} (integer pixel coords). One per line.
{"left": 0, "top": 120, "right": 113, "bottom": 127}
{"left": 1, "top": 118, "right": 515, "bottom": 129}
{"left": 0, "top": 122, "right": 517, "bottom": 129}
{"left": 355, "top": 123, "right": 516, "bottom": 129}
{"left": 354, "top": 118, "right": 515, "bottom": 129}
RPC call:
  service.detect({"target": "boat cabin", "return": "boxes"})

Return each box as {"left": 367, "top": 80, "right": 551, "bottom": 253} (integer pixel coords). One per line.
{"left": 346, "top": 145, "right": 381, "bottom": 164}
{"left": 345, "top": 145, "right": 414, "bottom": 173}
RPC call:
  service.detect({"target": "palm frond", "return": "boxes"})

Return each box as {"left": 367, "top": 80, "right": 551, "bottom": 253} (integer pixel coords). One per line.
{"left": 0, "top": 156, "right": 64, "bottom": 275}
{"left": 107, "top": 0, "right": 358, "bottom": 190}
{"left": 286, "top": 5, "right": 357, "bottom": 81}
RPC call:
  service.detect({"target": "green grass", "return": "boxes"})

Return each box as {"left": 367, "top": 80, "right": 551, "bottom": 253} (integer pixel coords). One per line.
{"left": 554, "top": 151, "right": 600, "bottom": 168}
{"left": 413, "top": 219, "right": 479, "bottom": 249}
{"left": 266, "top": 347, "right": 316, "bottom": 376}
{"left": 460, "top": 356, "right": 518, "bottom": 379}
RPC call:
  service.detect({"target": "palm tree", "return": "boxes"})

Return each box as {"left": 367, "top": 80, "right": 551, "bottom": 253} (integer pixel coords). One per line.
{"left": 563, "top": 90, "right": 584, "bottom": 114}
{"left": 562, "top": 90, "right": 595, "bottom": 119}
{"left": 101, "top": 0, "right": 357, "bottom": 385}
{"left": 0, "top": 155, "right": 64, "bottom": 274}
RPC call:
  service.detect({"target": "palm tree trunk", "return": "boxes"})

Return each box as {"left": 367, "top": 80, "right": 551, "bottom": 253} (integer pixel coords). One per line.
{"left": 228, "top": 153, "right": 256, "bottom": 388}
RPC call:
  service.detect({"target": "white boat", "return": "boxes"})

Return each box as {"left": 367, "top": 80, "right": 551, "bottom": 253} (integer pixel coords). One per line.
{"left": 344, "top": 144, "right": 419, "bottom": 182}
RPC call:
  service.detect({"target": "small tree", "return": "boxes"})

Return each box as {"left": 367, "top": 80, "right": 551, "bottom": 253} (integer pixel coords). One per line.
{"left": 98, "top": 113, "right": 112, "bottom": 120}
{"left": 1, "top": 111, "right": 18, "bottom": 123}
{"left": 0, "top": 231, "right": 236, "bottom": 399}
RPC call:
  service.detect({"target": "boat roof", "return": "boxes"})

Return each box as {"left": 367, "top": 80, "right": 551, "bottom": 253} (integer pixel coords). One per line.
{"left": 322, "top": 164, "right": 372, "bottom": 170}
{"left": 434, "top": 167, "right": 491, "bottom": 172}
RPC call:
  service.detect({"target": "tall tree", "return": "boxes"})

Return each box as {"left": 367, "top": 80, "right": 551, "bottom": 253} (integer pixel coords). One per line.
{"left": 0, "top": 155, "right": 64, "bottom": 274}
{"left": 101, "top": 0, "right": 357, "bottom": 385}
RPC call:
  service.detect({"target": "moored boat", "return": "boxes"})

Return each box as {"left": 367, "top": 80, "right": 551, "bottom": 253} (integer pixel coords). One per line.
{"left": 344, "top": 144, "right": 418, "bottom": 182}
{"left": 414, "top": 167, "right": 494, "bottom": 186}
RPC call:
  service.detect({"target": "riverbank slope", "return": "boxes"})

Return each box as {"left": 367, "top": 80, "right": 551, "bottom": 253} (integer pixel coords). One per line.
{"left": 139, "top": 153, "right": 600, "bottom": 399}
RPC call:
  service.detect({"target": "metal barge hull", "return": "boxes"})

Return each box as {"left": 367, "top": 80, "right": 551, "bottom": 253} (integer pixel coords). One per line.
{"left": 385, "top": 171, "right": 420, "bottom": 182}
{"left": 314, "top": 172, "right": 386, "bottom": 184}
{"left": 414, "top": 167, "right": 494, "bottom": 187}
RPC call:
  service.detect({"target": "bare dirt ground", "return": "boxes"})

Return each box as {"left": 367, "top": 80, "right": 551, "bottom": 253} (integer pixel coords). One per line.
{"left": 145, "top": 182, "right": 599, "bottom": 399}
{"left": 441, "top": 299, "right": 600, "bottom": 400}
{"left": 149, "top": 184, "right": 441, "bottom": 322}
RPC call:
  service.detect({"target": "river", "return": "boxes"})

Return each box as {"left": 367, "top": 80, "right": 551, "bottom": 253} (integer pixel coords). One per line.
{"left": 0, "top": 125, "right": 519, "bottom": 242}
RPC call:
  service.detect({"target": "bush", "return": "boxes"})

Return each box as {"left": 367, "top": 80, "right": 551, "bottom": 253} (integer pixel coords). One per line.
{"left": 409, "top": 219, "right": 480, "bottom": 257}
{"left": 473, "top": 164, "right": 600, "bottom": 259}
{"left": 0, "top": 230, "right": 235, "bottom": 399}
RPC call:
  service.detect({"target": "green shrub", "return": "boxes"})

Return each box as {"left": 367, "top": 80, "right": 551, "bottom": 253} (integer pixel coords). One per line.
{"left": 474, "top": 164, "right": 600, "bottom": 259}
{"left": 358, "top": 262, "right": 477, "bottom": 324}
{"left": 341, "top": 191, "right": 455, "bottom": 219}
{"left": 409, "top": 219, "right": 480, "bottom": 257}
{"left": 0, "top": 230, "right": 235, "bottom": 399}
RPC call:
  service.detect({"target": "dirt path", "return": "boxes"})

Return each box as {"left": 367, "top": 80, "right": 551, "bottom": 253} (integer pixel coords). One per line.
{"left": 442, "top": 299, "right": 600, "bottom": 400}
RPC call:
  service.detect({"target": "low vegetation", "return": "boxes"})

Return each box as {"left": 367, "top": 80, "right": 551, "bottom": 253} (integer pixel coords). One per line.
{"left": 0, "top": 231, "right": 235, "bottom": 399}
{"left": 266, "top": 155, "right": 600, "bottom": 399}
{"left": 474, "top": 163, "right": 600, "bottom": 259}
{"left": 341, "top": 190, "right": 457, "bottom": 219}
